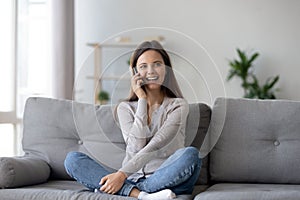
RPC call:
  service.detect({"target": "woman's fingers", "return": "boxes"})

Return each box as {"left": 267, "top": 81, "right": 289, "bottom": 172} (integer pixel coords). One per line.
{"left": 136, "top": 79, "right": 144, "bottom": 86}
{"left": 99, "top": 172, "right": 126, "bottom": 195}
{"left": 100, "top": 178, "right": 115, "bottom": 193}
{"left": 107, "top": 187, "right": 115, "bottom": 194}
{"left": 100, "top": 183, "right": 109, "bottom": 193}
{"left": 131, "top": 73, "right": 147, "bottom": 99}
{"left": 101, "top": 183, "right": 115, "bottom": 194}
{"left": 99, "top": 176, "right": 107, "bottom": 185}
{"left": 132, "top": 74, "right": 143, "bottom": 86}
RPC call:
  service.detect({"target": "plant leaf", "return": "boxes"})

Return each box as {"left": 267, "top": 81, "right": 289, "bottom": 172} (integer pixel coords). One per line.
{"left": 237, "top": 49, "right": 247, "bottom": 65}
{"left": 266, "top": 75, "right": 279, "bottom": 90}
{"left": 227, "top": 69, "right": 237, "bottom": 80}
{"left": 248, "top": 52, "right": 259, "bottom": 64}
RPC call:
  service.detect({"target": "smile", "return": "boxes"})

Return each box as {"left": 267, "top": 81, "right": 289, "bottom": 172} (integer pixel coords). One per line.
{"left": 146, "top": 76, "right": 159, "bottom": 81}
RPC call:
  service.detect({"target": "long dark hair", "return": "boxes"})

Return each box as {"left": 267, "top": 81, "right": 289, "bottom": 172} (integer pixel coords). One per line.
{"left": 126, "top": 40, "right": 183, "bottom": 101}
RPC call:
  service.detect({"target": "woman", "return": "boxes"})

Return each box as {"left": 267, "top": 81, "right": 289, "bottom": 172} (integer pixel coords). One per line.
{"left": 64, "top": 40, "right": 202, "bottom": 199}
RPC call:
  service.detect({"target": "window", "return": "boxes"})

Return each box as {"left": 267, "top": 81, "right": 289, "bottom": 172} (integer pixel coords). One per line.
{"left": 0, "top": 0, "right": 17, "bottom": 156}
{"left": 17, "top": 0, "right": 52, "bottom": 118}
{"left": 0, "top": 0, "right": 51, "bottom": 156}
{"left": 0, "top": 124, "right": 15, "bottom": 156}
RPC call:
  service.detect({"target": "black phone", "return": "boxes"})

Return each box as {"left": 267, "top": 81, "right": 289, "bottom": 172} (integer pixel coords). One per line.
{"left": 133, "top": 67, "right": 138, "bottom": 75}
{"left": 133, "top": 67, "right": 144, "bottom": 85}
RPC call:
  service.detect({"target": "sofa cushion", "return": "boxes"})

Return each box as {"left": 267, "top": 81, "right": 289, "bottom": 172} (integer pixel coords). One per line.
{"left": 22, "top": 97, "right": 126, "bottom": 180}
{"left": 0, "top": 156, "right": 50, "bottom": 188}
{"left": 0, "top": 180, "right": 192, "bottom": 200}
{"left": 22, "top": 97, "right": 211, "bottom": 181}
{"left": 0, "top": 180, "right": 137, "bottom": 200}
{"left": 209, "top": 98, "right": 300, "bottom": 184}
{"left": 194, "top": 183, "right": 300, "bottom": 200}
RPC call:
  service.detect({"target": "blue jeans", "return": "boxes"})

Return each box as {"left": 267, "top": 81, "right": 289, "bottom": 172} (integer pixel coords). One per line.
{"left": 64, "top": 146, "right": 201, "bottom": 196}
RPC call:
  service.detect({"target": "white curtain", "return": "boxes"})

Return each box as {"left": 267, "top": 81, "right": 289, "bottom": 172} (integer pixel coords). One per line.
{"left": 50, "top": 0, "right": 74, "bottom": 100}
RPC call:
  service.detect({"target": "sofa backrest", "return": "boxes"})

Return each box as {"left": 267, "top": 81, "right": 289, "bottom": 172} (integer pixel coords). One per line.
{"left": 209, "top": 97, "right": 300, "bottom": 184}
{"left": 22, "top": 97, "right": 211, "bottom": 181}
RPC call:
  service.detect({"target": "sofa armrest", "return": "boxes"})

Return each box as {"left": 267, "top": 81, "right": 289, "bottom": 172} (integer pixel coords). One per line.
{"left": 0, "top": 156, "right": 50, "bottom": 188}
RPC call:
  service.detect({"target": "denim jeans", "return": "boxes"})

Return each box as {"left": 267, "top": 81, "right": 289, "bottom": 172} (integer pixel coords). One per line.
{"left": 64, "top": 146, "right": 202, "bottom": 196}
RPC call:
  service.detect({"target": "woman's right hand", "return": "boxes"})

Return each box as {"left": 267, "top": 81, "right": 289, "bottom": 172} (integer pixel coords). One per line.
{"left": 131, "top": 72, "right": 147, "bottom": 99}
{"left": 99, "top": 171, "right": 127, "bottom": 194}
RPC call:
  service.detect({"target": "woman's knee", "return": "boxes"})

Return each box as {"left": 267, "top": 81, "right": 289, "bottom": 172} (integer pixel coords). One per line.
{"left": 179, "top": 146, "right": 198, "bottom": 156}
{"left": 65, "top": 151, "right": 82, "bottom": 164}
{"left": 64, "top": 151, "right": 87, "bottom": 173}
{"left": 180, "top": 146, "right": 201, "bottom": 166}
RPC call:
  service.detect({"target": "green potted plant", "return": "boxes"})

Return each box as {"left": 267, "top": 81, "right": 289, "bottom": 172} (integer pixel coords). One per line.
{"left": 227, "top": 48, "right": 279, "bottom": 99}
{"left": 97, "top": 90, "right": 109, "bottom": 104}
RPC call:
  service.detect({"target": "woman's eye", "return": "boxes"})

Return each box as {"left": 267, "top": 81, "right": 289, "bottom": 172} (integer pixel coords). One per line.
{"left": 139, "top": 64, "right": 147, "bottom": 69}
{"left": 154, "top": 62, "right": 162, "bottom": 67}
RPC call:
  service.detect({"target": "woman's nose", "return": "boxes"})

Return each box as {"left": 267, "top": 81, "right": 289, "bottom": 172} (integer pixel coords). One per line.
{"left": 146, "top": 64, "right": 155, "bottom": 74}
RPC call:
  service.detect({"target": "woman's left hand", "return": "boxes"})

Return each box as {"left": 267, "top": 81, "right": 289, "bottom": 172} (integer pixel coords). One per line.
{"left": 99, "top": 171, "right": 127, "bottom": 194}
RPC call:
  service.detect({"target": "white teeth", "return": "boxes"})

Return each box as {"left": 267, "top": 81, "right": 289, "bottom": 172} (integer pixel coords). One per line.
{"left": 146, "top": 77, "right": 159, "bottom": 81}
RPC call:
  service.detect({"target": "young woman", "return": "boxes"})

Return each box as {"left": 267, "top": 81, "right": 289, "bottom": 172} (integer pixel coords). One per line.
{"left": 64, "top": 40, "right": 202, "bottom": 200}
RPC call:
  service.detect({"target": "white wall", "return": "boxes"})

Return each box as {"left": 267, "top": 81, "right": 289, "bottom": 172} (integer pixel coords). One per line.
{"left": 74, "top": 0, "right": 300, "bottom": 105}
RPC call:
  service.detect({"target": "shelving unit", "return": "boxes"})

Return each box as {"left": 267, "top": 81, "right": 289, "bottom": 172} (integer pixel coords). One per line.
{"left": 86, "top": 42, "right": 137, "bottom": 104}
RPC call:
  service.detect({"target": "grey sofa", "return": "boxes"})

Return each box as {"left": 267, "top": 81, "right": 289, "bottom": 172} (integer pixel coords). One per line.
{"left": 0, "top": 97, "right": 300, "bottom": 200}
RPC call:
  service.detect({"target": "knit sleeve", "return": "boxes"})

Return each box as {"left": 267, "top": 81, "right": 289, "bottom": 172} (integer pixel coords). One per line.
{"left": 117, "top": 99, "right": 150, "bottom": 153}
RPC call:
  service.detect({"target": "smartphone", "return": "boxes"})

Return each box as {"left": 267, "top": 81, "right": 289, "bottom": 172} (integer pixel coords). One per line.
{"left": 133, "top": 67, "right": 144, "bottom": 85}
{"left": 133, "top": 67, "right": 138, "bottom": 75}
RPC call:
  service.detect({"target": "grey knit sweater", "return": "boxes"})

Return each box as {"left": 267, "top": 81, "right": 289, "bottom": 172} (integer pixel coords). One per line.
{"left": 117, "top": 97, "right": 189, "bottom": 181}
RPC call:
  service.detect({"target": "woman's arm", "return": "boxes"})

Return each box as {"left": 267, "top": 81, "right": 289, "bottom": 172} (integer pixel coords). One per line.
{"left": 99, "top": 99, "right": 149, "bottom": 194}
{"left": 119, "top": 98, "right": 189, "bottom": 175}
{"left": 117, "top": 99, "right": 151, "bottom": 152}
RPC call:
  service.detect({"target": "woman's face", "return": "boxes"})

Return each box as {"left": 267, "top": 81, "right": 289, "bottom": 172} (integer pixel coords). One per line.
{"left": 136, "top": 50, "right": 166, "bottom": 91}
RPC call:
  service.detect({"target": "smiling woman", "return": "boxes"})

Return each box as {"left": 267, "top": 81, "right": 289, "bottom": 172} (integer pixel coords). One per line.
{"left": 64, "top": 40, "right": 202, "bottom": 199}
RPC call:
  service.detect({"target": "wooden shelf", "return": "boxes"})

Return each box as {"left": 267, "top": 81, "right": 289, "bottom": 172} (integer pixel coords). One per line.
{"left": 87, "top": 42, "right": 139, "bottom": 48}
{"left": 86, "top": 75, "right": 130, "bottom": 80}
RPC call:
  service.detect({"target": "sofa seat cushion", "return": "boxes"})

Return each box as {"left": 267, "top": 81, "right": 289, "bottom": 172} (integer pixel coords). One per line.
{"left": 0, "top": 180, "right": 192, "bottom": 200}
{"left": 0, "top": 180, "right": 136, "bottom": 200}
{"left": 194, "top": 183, "right": 300, "bottom": 200}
